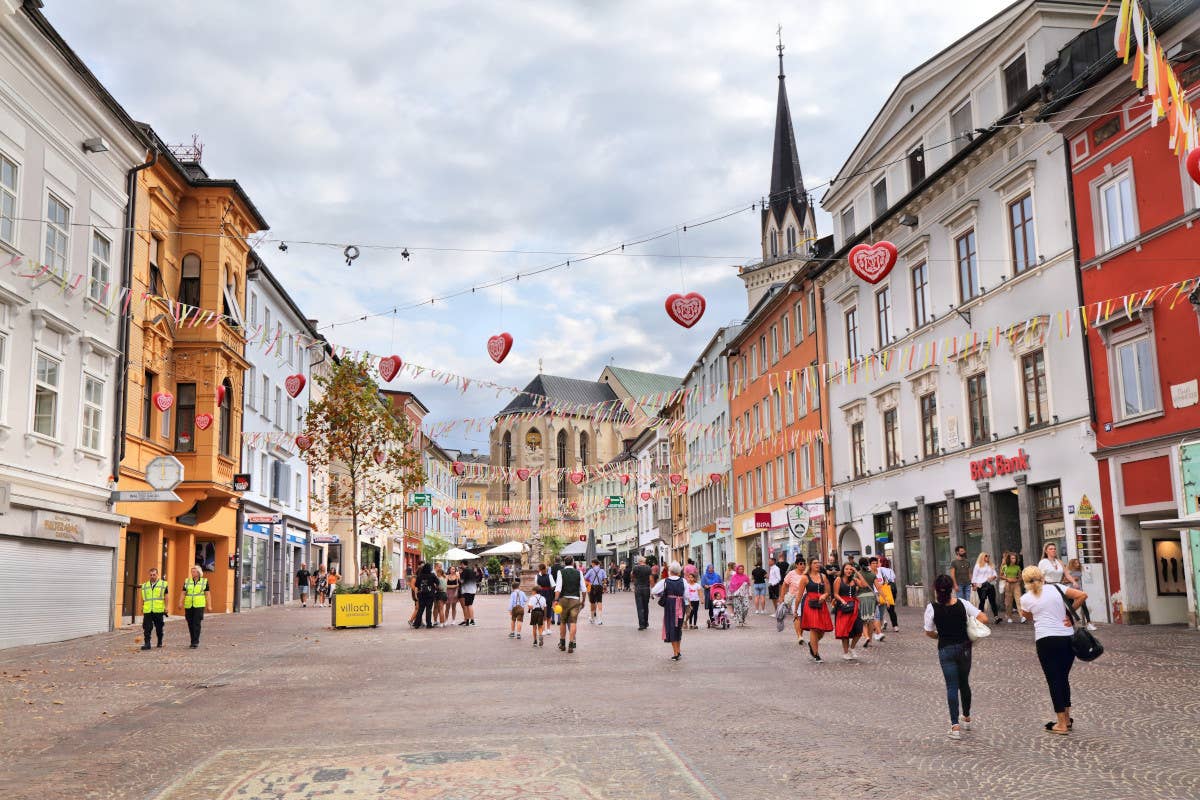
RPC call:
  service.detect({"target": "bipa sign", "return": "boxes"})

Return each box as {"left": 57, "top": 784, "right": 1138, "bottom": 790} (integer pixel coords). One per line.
{"left": 969, "top": 448, "right": 1031, "bottom": 481}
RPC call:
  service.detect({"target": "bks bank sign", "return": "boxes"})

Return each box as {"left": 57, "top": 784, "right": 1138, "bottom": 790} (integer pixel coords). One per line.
{"left": 969, "top": 448, "right": 1031, "bottom": 481}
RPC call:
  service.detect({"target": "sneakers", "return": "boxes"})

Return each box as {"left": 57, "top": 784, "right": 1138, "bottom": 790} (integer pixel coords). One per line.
{"left": 516, "top": 633, "right": 521, "bottom": 639}
{"left": 568, "top": 641, "right": 576, "bottom": 654}
{"left": 949, "top": 726, "right": 962, "bottom": 740}
{"left": 508, "top": 632, "right": 515, "bottom": 639}
{"left": 469, "top": 620, "right": 476, "bottom": 626}
{"left": 1086, "top": 623, "right": 1097, "bottom": 631}
{"left": 140, "top": 643, "right": 152, "bottom": 651}
{"left": 597, "top": 619, "right": 603, "bottom": 626}
{"left": 1020, "top": 617, "right": 1027, "bottom": 623}
{"left": 842, "top": 652, "right": 854, "bottom": 661}
{"left": 961, "top": 716, "right": 972, "bottom": 731}
{"left": 558, "top": 640, "right": 566, "bottom": 651}
{"left": 873, "top": 632, "right": 885, "bottom": 641}
{"left": 458, "top": 620, "right": 469, "bottom": 626}
{"left": 810, "top": 653, "right": 823, "bottom": 663}
{"left": 849, "top": 649, "right": 859, "bottom": 660}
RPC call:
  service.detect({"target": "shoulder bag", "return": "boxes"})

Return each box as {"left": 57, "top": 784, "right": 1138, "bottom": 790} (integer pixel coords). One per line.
{"left": 965, "top": 607, "right": 991, "bottom": 641}
{"left": 1053, "top": 585, "right": 1103, "bottom": 661}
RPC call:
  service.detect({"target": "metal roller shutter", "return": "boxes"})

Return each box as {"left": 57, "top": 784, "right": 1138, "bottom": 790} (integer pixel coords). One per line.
{"left": 0, "top": 536, "right": 113, "bottom": 649}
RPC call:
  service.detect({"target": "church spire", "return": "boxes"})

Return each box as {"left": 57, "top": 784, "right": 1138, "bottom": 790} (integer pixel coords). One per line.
{"left": 769, "top": 26, "right": 805, "bottom": 213}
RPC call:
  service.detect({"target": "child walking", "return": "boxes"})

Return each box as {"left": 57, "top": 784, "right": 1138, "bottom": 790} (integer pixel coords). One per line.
{"left": 508, "top": 585, "right": 528, "bottom": 639}
{"left": 526, "top": 589, "right": 547, "bottom": 646}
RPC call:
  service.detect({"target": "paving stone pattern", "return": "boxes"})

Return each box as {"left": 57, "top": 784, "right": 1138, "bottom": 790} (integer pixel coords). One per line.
{"left": 0, "top": 593, "right": 1197, "bottom": 800}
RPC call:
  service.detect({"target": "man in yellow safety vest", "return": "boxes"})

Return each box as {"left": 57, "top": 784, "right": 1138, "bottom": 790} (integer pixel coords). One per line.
{"left": 139, "top": 567, "right": 168, "bottom": 650}
{"left": 180, "top": 564, "right": 211, "bottom": 649}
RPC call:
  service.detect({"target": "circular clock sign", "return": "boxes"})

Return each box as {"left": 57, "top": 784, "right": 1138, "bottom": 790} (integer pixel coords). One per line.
{"left": 145, "top": 455, "right": 184, "bottom": 491}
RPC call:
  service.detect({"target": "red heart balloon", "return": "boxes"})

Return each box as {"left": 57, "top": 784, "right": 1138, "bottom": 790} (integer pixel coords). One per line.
{"left": 1188, "top": 149, "right": 1200, "bottom": 187}
{"left": 452, "top": 461, "right": 466, "bottom": 476}
{"left": 152, "top": 391, "right": 174, "bottom": 412}
{"left": 709, "top": 473, "right": 722, "bottom": 484}
{"left": 604, "top": 497, "right": 611, "bottom": 506}
{"left": 668, "top": 473, "right": 682, "bottom": 486}
{"left": 214, "top": 385, "right": 226, "bottom": 406}
{"left": 502, "top": 507, "right": 511, "bottom": 515}
{"left": 619, "top": 473, "right": 630, "bottom": 485}
{"left": 487, "top": 332, "right": 513, "bottom": 363}
{"left": 516, "top": 468, "right": 530, "bottom": 481}
{"left": 444, "top": 506, "right": 453, "bottom": 514}
{"left": 569, "top": 501, "right": 578, "bottom": 510}
{"left": 664, "top": 292, "right": 706, "bottom": 328}
{"left": 431, "top": 508, "right": 439, "bottom": 515}
{"left": 451, "top": 511, "right": 459, "bottom": 519}
{"left": 569, "top": 471, "right": 585, "bottom": 485}
{"left": 678, "top": 483, "right": 688, "bottom": 494}
{"left": 295, "top": 434, "right": 313, "bottom": 451}
{"left": 640, "top": 491, "right": 652, "bottom": 501}
{"left": 378, "top": 355, "right": 402, "bottom": 383}
{"left": 284, "top": 374, "right": 306, "bottom": 398}
{"left": 194, "top": 413, "right": 213, "bottom": 431}
{"left": 847, "top": 241, "right": 898, "bottom": 284}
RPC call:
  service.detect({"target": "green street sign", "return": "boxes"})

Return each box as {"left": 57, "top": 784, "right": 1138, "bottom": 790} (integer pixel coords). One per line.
{"left": 412, "top": 492, "right": 433, "bottom": 508}
{"left": 606, "top": 496, "right": 626, "bottom": 509}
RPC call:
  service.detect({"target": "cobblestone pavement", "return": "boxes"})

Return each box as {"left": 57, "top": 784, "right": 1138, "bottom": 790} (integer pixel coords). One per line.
{"left": 1, "top": 592, "right": 1197, "bottom": 800}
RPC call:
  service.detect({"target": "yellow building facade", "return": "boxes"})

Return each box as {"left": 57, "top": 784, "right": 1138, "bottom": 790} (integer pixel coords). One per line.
{"left": 114, "top": 135, "right": 267, "bottom": 623}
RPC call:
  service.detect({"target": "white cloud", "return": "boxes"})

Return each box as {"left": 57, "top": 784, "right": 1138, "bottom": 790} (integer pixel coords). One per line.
{"left": 46, "top": 0, "right": 1012, "bottom": 447}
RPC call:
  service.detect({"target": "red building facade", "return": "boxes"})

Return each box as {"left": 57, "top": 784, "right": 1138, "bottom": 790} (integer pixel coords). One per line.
{"left": 1046, "top": 11, "right": 1200, "bottom": 625}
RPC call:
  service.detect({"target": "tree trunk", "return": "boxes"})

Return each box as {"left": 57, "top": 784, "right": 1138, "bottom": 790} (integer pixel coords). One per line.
{"left": 349, "top": 468, "right": 359, "bottom": 583}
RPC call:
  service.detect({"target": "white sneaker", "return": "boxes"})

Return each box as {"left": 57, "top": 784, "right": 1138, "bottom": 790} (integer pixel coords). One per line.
{"left": 961, "top": 716, "right": 972, "bottom": 731}
{"left": 842, "top": 652, "right": 853, "bottom": 661}
{"left": 848, "top": 649, "right": 859, "bottom": 660}
{"left": 1086, "top": 623, "right": 1097, "bottom": 631}
{"left": 1020, "top": 617, "right": 1027, "bottom": 623}
{"left": 949, "top": 726, "right": 962, "bottom": 740}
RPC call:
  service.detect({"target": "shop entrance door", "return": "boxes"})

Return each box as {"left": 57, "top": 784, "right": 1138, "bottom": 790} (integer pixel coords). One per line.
{"left": 121, "top": 531, "right": 141, "bottom": 622}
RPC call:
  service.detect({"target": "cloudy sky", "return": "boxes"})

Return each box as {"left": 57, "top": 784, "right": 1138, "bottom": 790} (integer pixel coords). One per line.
{"left": 50, "top": 0, "right": 1010, "bottom": 451}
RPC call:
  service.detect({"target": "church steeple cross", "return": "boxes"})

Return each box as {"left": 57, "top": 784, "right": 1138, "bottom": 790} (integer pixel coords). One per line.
{"left": 777, "top": 24, "right": 785, "bottom": 78}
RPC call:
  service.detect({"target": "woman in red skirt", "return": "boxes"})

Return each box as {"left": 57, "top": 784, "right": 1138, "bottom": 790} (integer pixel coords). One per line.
{"left": 833, "top": 562, "right": 870, "bottom": 661}
{"left": 798, "top": 560, "right": 833, "bottom": 663}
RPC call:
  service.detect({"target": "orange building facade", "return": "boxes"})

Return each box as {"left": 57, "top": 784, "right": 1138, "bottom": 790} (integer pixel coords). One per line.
{"left": 114, "top": 135, "right": 267, "bottom": 624}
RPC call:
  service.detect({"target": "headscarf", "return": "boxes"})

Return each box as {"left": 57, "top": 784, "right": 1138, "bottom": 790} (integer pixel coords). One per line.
{"left": 702, "top": 565, "right": 721, "bottom": 587}
{"left": 728, "top": 564, "right": 750, "bottom": 593}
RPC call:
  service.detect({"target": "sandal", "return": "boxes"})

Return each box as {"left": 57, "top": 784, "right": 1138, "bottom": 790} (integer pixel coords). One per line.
{"left": 1043, "top": 722, "right": 1071, "bottom": 734}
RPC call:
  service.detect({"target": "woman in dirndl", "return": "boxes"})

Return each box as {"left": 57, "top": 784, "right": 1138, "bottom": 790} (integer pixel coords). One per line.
{"left": 798, "top": 560, "right": 834, "bottom": 663}
{"left": 652, "top": 561, "right": 686, "bottom": 660}
{"left": 833, "top": 562, "right": 870, "bottom": 661}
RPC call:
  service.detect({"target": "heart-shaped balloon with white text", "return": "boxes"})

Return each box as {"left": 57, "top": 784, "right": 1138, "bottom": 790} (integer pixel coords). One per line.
{"left": 295, "top": 434, "right": 313, "bottom": 452}
{"left": 194, "top": 413, "right": 213, "bottom": 431}
{"left": 452, "top": 461, "right": 466, "bottom": 476}
{"left": 709, "top": 473, "right": 722, "bottom": 484}
{"left": 619, "top": 474, "right": 630, "bottom": 485}
{"left": 284, "top": 374, "right": 306, "bottom": 398}
{"left": 847, "top": 241, "right": 898, "bottom": 285}
{"left": 664, "top": 292, "right": 706, "bottom": 328}
{"left": 640, "top": 491, "right": 652, "bottom": 501}
{"left": 516, "top": 468, "right": 530, "bottom": 481}
{"left": 569, "top": 471, "right": 585, "bottom": 485}
{"left": 668, "top": 473, "right": 682, "bottom": 486}
{"left": 153, "top": 392, "right": 174, "bottom": 412}
{"left": 487, "top": 333, "right": 513, "bottom": 363}
{"left": 378, "top": 355, "right": 402, "bottom": 383}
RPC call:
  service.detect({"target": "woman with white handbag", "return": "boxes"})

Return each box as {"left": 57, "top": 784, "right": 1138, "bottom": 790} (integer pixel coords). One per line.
{"left": 923, "top": 574, "right": 990, "bottom": 740}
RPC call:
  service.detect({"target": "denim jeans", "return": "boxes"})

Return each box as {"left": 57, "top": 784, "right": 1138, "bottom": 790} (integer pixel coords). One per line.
{"left": 937, "top": 642, "right": 973, "bottom": 725}
{"left": 957, "top": 583, "right": 971, "bottom": 601}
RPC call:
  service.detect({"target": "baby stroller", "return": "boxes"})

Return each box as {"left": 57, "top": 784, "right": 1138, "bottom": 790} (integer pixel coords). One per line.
{"left": 707, "top": 583, "right": 730, "bottom": 629}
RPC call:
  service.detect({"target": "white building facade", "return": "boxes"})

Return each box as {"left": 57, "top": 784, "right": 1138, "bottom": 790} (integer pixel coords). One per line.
{"left": 238, "top": 253, "right": 317, "bottom": 608}
{"left": 820, "top": 1, "right": 1106, "bottom": 611}
{"left": 683, "top": 325, "right": 741, "bottom": 572}
{"left": 0, "top": 4, "right": 147, "bottom": 647}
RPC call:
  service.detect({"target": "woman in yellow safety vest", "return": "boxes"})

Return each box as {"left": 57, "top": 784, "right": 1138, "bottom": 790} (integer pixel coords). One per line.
{"left": 180, "top": 564, "right": 211, "bottom": 649}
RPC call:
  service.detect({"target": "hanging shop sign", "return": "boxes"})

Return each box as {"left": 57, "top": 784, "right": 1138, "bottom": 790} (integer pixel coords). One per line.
{"left": 313, "top": 535, "right": 340, "bottom": 544}
{"left": 247, "top": 513, "right": 282, "bottom": 524}
{"left": 1076, "top": 495, "right": 1096, "bottom": 520}
{"left": 786, "top": 504, "right": 811, "bottom": 539}
{"left": 968, "top": 448, "right": 1031, "bottom": 481}
{"left": 232, "top": 473, "right": 252, "bottom": 492}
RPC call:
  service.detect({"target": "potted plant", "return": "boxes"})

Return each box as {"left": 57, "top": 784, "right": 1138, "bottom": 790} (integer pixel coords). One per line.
{"left": 331, "top": 580, "right": 383, "bottom": 628}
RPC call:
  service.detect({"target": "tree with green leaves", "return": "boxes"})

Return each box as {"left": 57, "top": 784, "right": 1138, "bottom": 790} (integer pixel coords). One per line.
{"left": 302, "top": 356, "right": 425, "bottom": 581}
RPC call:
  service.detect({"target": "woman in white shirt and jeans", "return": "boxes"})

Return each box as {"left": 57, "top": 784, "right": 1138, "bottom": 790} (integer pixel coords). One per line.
{"left": 1019, "top": 565, "right": 1088, "bottom": 735}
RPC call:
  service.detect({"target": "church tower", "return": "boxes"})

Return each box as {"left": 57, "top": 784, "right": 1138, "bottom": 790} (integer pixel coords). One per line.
{"left": 738, "top": 33, "right": 818, "bottom": 309}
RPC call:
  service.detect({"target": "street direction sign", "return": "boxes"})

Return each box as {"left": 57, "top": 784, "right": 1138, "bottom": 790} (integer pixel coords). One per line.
{"left": 412, "top": 492, "right": 433, "bottom": 508}
{"left": 111, "top": 490, "right": 181, "bottom": 503}
{"left": 607, "top": 495, "right": 626, "bottom": 508}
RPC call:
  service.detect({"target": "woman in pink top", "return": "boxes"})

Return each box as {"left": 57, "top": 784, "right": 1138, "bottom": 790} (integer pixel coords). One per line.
{"left": 728, "top": 564, "right": 752, "bottom": 626}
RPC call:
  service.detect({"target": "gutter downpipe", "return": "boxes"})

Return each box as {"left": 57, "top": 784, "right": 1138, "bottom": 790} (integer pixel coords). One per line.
{"left": 111, "top": 149, "right": 159, "bottom": 489}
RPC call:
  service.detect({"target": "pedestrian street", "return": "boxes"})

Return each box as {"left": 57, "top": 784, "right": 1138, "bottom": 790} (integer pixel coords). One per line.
{"left": 1, "top": 592, "right": 1197, "bottom": 800}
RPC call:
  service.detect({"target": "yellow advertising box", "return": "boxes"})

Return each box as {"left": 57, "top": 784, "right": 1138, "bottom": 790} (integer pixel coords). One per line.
{"left": 332, "top": 592, "right": 382, "bottom": 628}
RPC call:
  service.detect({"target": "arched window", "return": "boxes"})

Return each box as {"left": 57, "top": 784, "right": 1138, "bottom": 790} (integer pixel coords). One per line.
{"left": 557, "top": 429, "right": 568, "bottom": 498}
{"left": 786, "top": 226, "right": 797, "bottom": 254}
{"left": 579, "top": 432, "right": 589, "bottom": 466}
{"left": 180, "top": 254, "right": 201, "bottom": 307}
{"left": 502, "top": 431, "right": 512, "bottom": 502}
{"left": 769, "top": 228, "right": 779, "bottom": 257}
{"left": 219, "top": 378, "right": 233, "bottom": 456}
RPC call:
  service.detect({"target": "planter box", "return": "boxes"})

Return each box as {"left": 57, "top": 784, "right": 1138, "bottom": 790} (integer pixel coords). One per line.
{"left": 332, "top": 591, "right": 382, "bottom": 628}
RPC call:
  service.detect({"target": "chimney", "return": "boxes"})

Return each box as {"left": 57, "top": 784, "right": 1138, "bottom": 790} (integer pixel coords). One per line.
{"left": 470, "top": 449, "right": 478, "bottom": 457}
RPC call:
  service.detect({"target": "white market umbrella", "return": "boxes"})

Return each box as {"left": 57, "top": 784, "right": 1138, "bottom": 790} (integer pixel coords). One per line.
{"left": 441, "top": 547, "right": 479, "bottom": 561}
{"left": 477, "top": 541, "right": 528, "bottom": 557}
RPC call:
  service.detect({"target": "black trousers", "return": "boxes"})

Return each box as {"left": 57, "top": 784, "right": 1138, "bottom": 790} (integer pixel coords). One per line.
{"left": 1036, "top": 635, "right": 1076, "bottom": 713}
{"left": 185, "top": 607, "right": 205, "bottom": 645}
{"left": 634, "top": 587, "right": 650, "bottom": 628}
{"left": 142, "top": 612, "right": 164, "bottom": 645}
{"left": 415, "top": 596, "right": 435, "bottom": 628}
{"left": 976, "top": 583, "right": 999, "bottom": 617}
{"left": 687, "top": 600, "right": 699, "bottom": 627}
